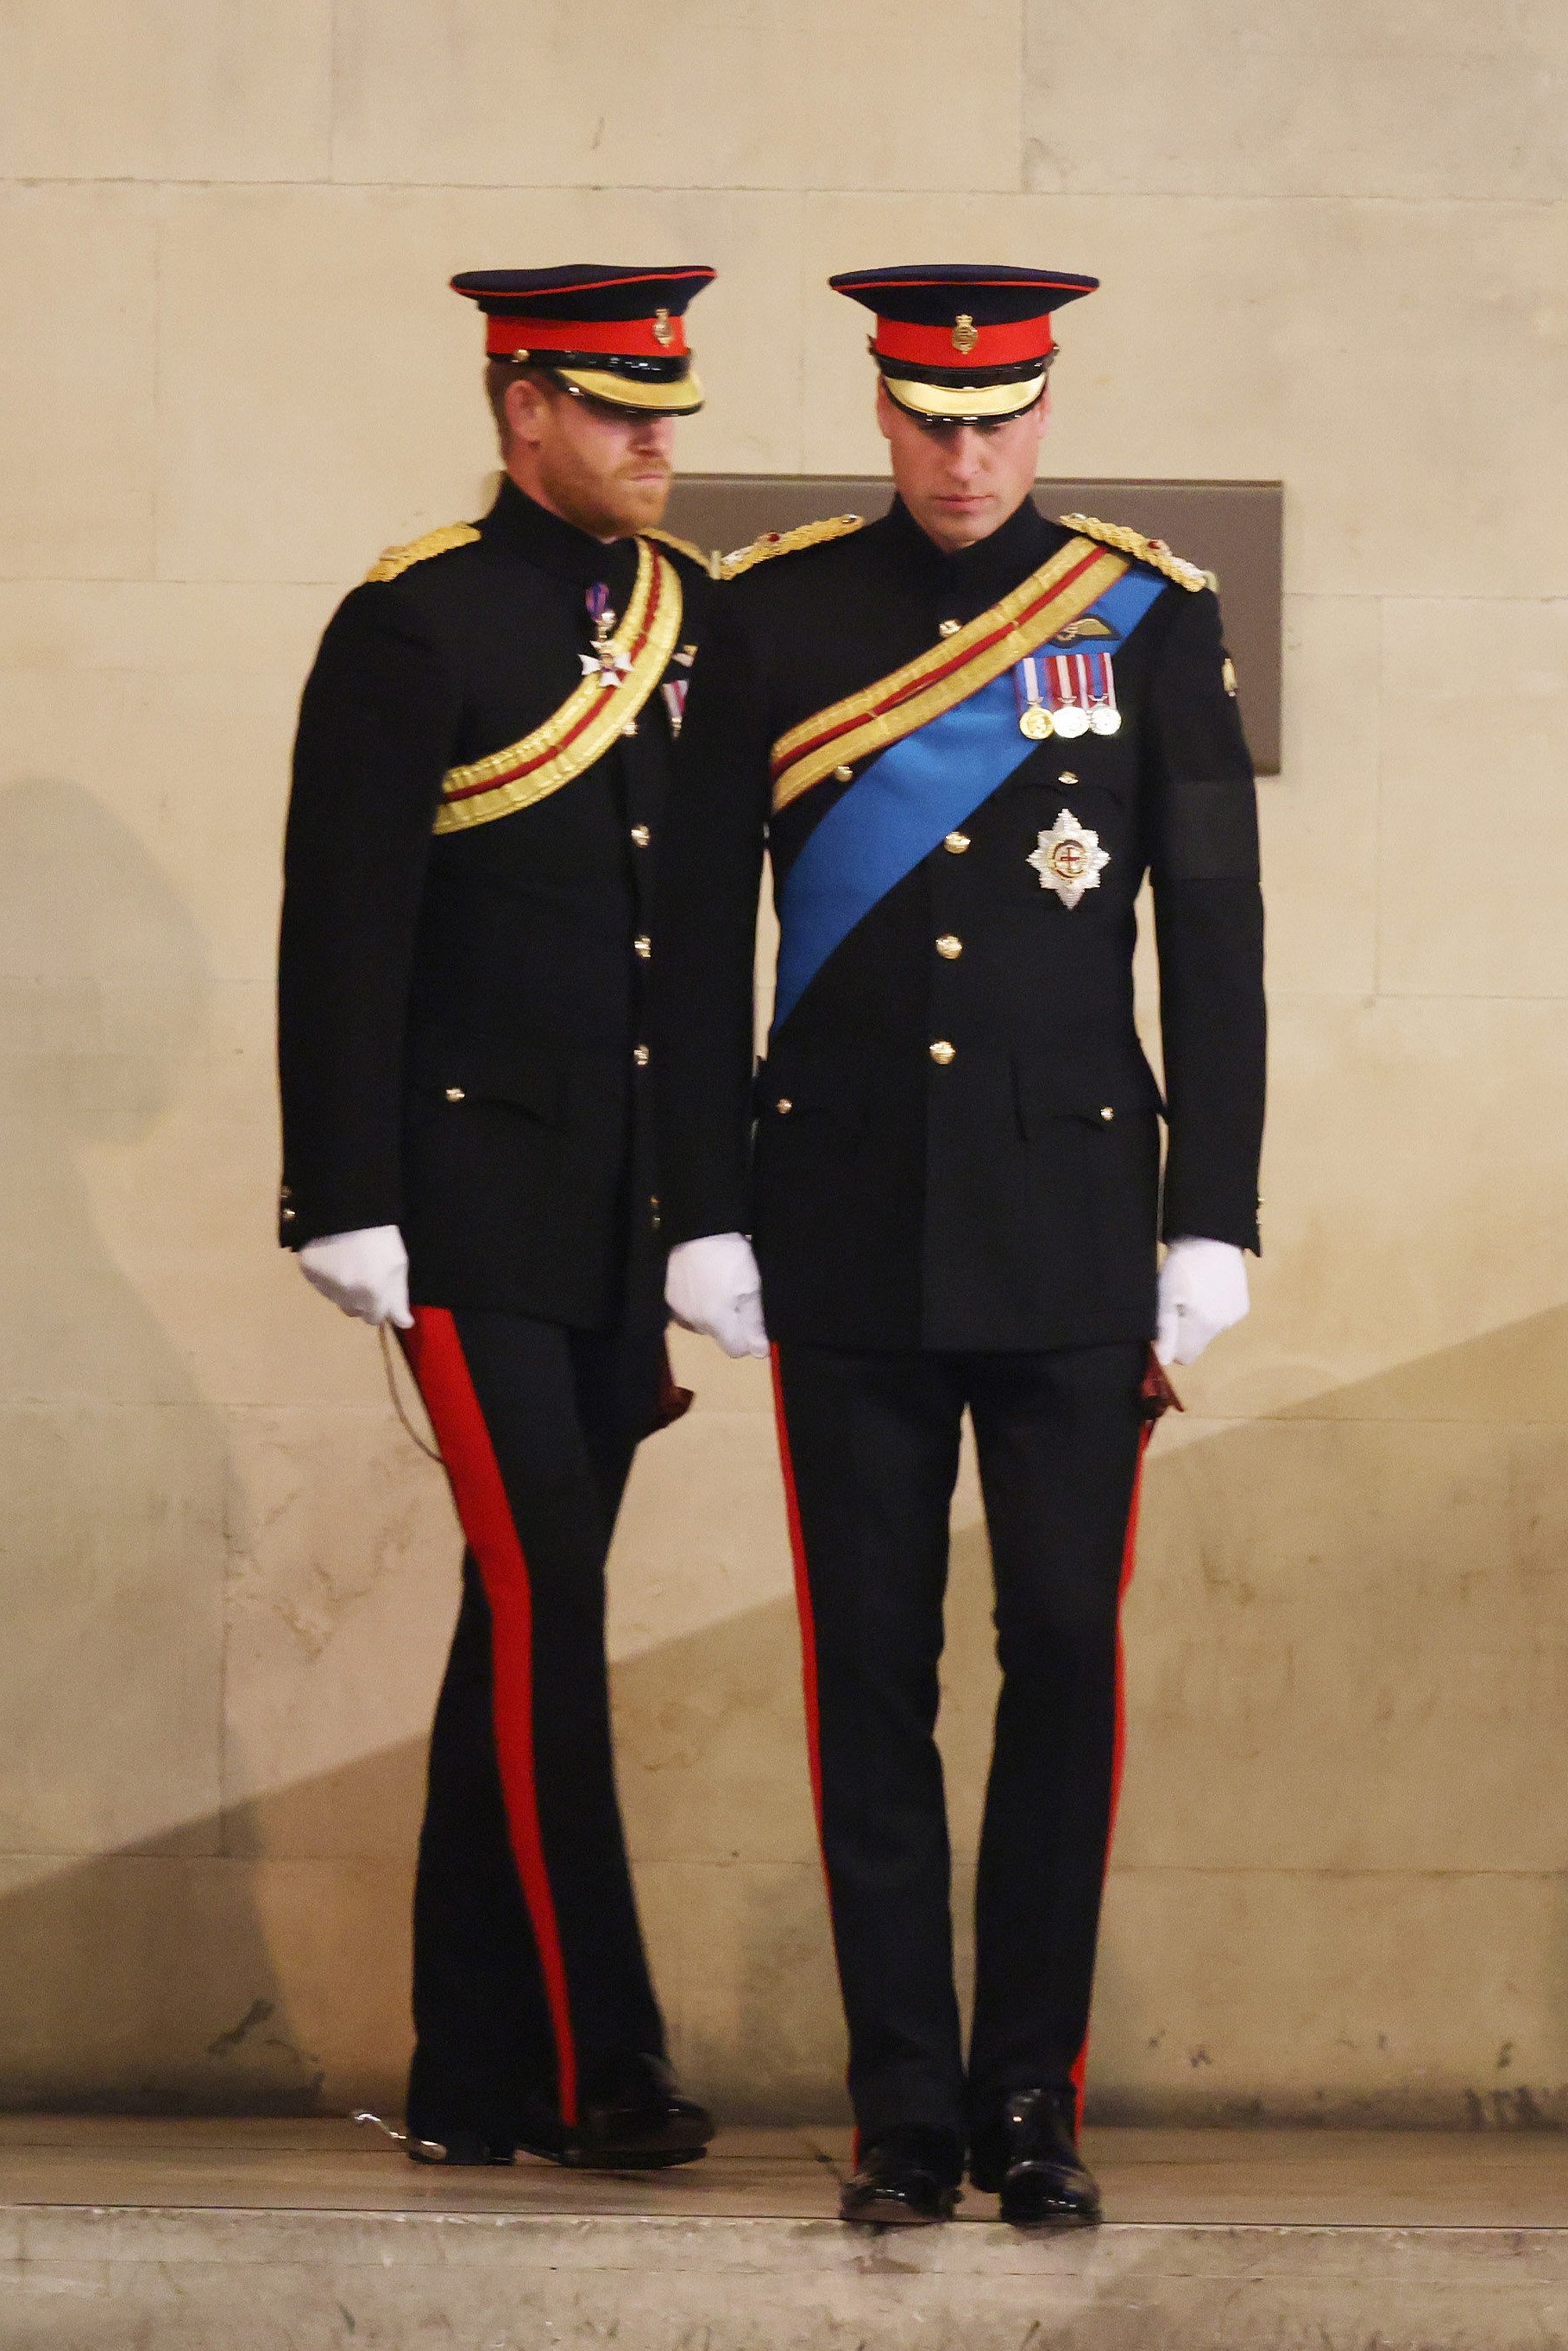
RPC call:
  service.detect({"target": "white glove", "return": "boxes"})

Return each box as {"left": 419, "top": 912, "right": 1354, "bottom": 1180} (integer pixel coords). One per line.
{"left": 299, "top": 1223, "right": 412, "bottom": 1330}
{"left": 665, "top": 1232, "right": 770, "bottom": 1360}
{"left": 1156, "top": 1235, "right": 1249, "bottom": 1366}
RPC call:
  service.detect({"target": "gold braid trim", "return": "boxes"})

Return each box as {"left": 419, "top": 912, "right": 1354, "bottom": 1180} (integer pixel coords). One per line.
{"left": 721, "top": 514, "right": 866, "bottom": 581}
{"left": 434, "top": 542, "right": 683, "bottom": 835}
{"left": 364, "top": 522, "right": 481, "bottom": 583}
{"left": 1058, "top": 514, "right": 1211, "bottom": 593}
{"left": 770, "top": 538, "right": 1128, "bottom": 815}
{"left": 645, "top": 526, "right": 716, "bottom": 575}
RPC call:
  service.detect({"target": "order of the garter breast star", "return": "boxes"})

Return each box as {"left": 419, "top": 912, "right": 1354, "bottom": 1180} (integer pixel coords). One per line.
{"left": 1029, "top": 809, "right": 1110, "bottom": 909}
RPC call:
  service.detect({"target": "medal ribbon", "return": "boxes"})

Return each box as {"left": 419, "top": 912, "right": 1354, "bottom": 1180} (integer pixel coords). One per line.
{"left": 1014, "top": 653, "right": 1048, "bottom": 725}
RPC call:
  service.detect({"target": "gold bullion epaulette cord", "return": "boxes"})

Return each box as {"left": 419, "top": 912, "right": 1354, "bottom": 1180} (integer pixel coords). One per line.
{"left": 1057, "top": 514, "right": 1213, "bottom": 593}
{"left": 364, "top": 522, "right": 482, "bottom": 583}
{"left": 720, "top": 514, "right": 866, "bottom": 581}
{"left": 644, "top": 526, "right": 715, "bottom": 573}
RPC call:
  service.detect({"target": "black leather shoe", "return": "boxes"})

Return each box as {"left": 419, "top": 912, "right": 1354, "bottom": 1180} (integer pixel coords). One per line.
{"left": 840, "top": 2127, "right": 963, "bottom": 2226}
{"left": 970, "top": 2088, "right": 1101, "bottom": 2227}
{"left": 406, "top": 2130, "right": 514, "bottom": 2167}
{"left": 558, "top": 2053, "right": 714, "bottom": 2171}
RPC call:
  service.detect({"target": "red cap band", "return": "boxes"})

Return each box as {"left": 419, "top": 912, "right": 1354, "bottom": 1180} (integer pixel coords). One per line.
{"left": 484, "top": 312, "right": 688, "bottom": 360}
{"left": 872, "top": 314, "right": 1055, "bottom": 369}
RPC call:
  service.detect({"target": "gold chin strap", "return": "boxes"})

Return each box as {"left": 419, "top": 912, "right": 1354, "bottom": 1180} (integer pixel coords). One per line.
{"left": 881, "top": 369, "right": 1048, "bottom": 422}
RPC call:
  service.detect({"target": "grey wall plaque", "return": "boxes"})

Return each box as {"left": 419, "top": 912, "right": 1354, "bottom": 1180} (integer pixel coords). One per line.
{"left": 663, "top": 477, "right": 1283, "bottom": 775}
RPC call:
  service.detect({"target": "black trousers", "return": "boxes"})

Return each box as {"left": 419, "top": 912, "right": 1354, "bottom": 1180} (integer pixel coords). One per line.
{"left": 774, "top": 1339, "right": 1148, "bottom": 2146}
{"left": 401, "top": 1307, "right": 666, "bottom": 2145}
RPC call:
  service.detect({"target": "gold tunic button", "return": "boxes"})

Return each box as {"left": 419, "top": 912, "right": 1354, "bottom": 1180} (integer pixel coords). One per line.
{"left": 929, "top": 1040, "right": 956, "bottom": 1066}
{"left": 279, "top": 1184, "right": 292, "bottom": 1201}
{"left": 834, "top": 764, "right": 853, "bottom": 783}
{"left": 621, "top": 721, "right": 639, "bottom": 738}
{"left": 630, "top": 823, "right": 651, "bottom": 847}
{"left": 634, "top": 934, "right": 652, "bottom": 960}
{"left": 633, "top": 1044, "right": 650, "bottom": 1068}
{"left": 650, "top": 1196, "right": 662, "bottom": 1230}
{"left": 280, "top": 1207, "right": 296, "bottom": 1223}
{"left": 1059, "top": 771, "right": 1080, "bottom": 785}
{"left": 935, "top": 935, "right": 962, "bottom": 960}
{"left": 943, "top": 831, "right": 970, "bottom": 854}
{"left": 938, "top": 619, "right": 960, "bottom": 637}
{"left": 444, "top": 1086, "right": 466, "bottom": 1102}
{"left": 776, "top": 1097, "right": 793, "bottom": 1115}
{"left": 1100, "top": 1106, "right": 1115, "bottom": 1122}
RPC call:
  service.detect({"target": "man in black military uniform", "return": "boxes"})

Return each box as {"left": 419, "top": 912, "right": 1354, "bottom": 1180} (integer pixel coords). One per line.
{"left": 278, "top": 263, "right": 718, "bottom": 2171}
{"left": 653, "top": 265, "right": 1265, "bottom": 2225}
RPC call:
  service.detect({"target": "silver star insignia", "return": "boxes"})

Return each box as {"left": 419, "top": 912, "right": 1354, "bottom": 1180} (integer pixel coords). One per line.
{"left": 1028, "top": 809, "right": 1110, "bottom": 908}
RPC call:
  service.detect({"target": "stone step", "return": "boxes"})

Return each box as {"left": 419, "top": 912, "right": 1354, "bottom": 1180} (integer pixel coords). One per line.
{"left": 3, "top": 2120, "right": 1565, "bottom": 2349}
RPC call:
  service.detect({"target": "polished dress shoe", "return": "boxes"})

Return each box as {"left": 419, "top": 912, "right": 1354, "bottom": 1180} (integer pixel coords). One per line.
{"left": 840, "top": 2127, "right": 963, "bottom": 2226}
{"left": 559, "top": 2052, "right": 714, "bottom": 2170}
{"left": 970, "top": 2088, "right": 1101, "bottom": 2226}
{"left": 408, "top": 2057, "right": 712, "bottom": 2173}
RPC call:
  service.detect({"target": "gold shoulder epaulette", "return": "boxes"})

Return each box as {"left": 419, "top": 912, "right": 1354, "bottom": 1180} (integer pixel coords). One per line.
{"left": 364, "top": 521, "right": 482, "bottom": 584}
{"left": 644, "top": 526, "right": 715, "bottom": 575}
{"left": 721, "top": 514, "right": 866, "bottom": 582}
{"left": 1059, "top": 513, "right": 1213, "bottom": 594}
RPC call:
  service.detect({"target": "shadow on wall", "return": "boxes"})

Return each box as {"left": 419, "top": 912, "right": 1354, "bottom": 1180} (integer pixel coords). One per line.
{"left": 0, "top": 779, "right": 308, "bottom": 2109}
{"left": 612, "top": 1303, "right": 1568, "bottom": 2127}
{"left": 0, "top": 934, "right": 1563, "bottom": 2132}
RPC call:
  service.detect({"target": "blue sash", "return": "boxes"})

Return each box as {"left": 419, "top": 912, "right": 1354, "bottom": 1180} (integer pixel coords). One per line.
{"left": 771, "top": 569, "right": 1165, "bottom": 1031}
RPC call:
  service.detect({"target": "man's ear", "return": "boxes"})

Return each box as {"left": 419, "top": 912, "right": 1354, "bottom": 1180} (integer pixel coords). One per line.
{"left": 874, "top": 377, "right": 897, "bottom": 445}
{"left": 503, "top": 370, "right": 550, "bottom": 451}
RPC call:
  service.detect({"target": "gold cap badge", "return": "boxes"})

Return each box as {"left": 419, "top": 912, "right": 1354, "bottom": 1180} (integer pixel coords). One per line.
{"left": 652, "top": 307, "right": 674, "bottom": 348}
{"left": 952, "top": 313, "right": 979, "bottom": 356}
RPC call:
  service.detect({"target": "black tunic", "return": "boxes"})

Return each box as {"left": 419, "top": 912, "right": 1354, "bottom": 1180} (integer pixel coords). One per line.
{"left": 278, "top": 477, "right": 711, "bottom": 1332}
{"left": 652, "top": 494, "right": 1264, "bottom": 1352}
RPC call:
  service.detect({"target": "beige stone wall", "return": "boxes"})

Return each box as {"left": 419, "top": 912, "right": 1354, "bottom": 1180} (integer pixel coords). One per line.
{"left": 0, "top": 3, "right": 1564, "bottom": 2123}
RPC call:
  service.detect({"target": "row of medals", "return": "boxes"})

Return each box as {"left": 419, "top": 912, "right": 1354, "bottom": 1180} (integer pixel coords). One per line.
{"left": 1019, "top": 694, "right": 1121, "bottom": 742}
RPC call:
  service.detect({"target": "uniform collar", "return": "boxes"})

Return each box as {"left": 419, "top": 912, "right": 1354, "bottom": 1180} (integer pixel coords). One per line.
{"left": 482, "top": 475, "right": 639, "bottom": 594}
{"left": 881, "top": 491, "right": 1061, "bottom": 600}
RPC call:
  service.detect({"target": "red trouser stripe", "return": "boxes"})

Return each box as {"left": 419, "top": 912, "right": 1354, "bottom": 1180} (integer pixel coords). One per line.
{"left": 402, "top": 1307, "right": 580, "bottom": 2126}
{"left": 1070, "top": 1415, "right": 1155, "bottom": 2117}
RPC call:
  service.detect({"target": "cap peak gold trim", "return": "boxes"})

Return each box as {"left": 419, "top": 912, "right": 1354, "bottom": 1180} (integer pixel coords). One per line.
{"left": 882, "top": 369, "right": 1047, "bottom": 423}
{"left": 554, "top": 362, "right": 705, "bottom": 415}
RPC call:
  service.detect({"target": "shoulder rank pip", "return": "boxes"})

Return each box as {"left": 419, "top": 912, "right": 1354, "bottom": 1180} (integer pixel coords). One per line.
{"left": 364, "top": 521, "right": 482, "bottom": 584}
{"left": 721, "top": 514, "right": 866, "bottom": 581}
{"left": 1058, "top": 513, "right": 1212, "bottom": 594}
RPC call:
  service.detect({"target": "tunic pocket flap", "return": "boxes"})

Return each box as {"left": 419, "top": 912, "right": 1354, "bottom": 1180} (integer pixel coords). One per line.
{"left": 1012, "top": 1056, "right": 1164, "bottom": 1138}
{"left": 408, "top": 1035, "right": 565, "bottom": 1125}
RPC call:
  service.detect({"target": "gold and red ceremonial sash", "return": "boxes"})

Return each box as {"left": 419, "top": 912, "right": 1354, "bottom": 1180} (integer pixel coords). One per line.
{"left": 434, "top": 540, "right": 683, "bottom": 835}
{"left": 769, "top": 535, "right": 1129, "bottom": 816}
